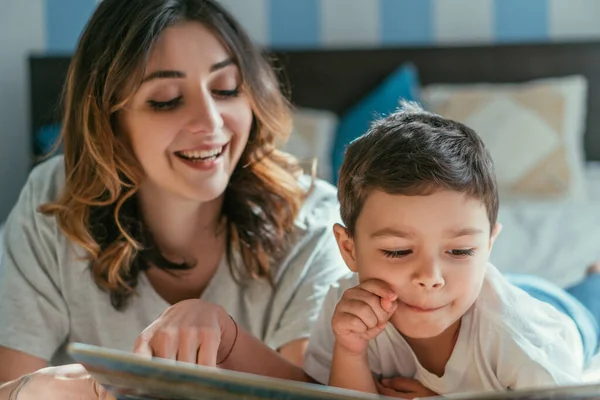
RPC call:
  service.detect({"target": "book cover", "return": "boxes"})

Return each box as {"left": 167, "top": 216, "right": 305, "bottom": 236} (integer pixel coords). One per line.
{"left": 68, "top": 343, "right": 600, "bottom": 400}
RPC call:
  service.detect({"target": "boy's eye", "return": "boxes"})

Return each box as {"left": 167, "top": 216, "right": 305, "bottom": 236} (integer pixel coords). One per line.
{"left": 382, "top": 249, "right": 412, "bottom": 259}
{"left": 148, "top": 96, "right": 183, "bottom": 111}
{"left": 448, "top": 249, "right": 475, "bottom": 258}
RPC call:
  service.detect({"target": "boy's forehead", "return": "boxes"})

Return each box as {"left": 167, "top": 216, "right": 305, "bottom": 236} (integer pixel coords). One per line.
{"left": 356, "top": 189, "right": 490, "bottom": 236}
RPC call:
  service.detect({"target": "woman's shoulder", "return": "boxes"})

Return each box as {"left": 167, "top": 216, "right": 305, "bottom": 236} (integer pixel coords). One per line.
{"left": 295, "top": 176, "right": 340, "bottom": 232}
{"left": 22, "top": 155, "right": 66, "bottom": 205}
{"left": 4, "top": 155, "right": 66, "bottom": 250}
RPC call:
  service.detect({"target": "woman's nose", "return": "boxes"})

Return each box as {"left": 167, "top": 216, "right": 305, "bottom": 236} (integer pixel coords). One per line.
{"left": 186, "top": 92, "right": 224, "bottom": 134}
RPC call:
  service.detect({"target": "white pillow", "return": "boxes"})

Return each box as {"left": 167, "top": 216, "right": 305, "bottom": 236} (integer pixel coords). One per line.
{"left": 422, "top": 75, "right": 588, "bottom": 201}
{"left": 282, "top": 107, "right": 338, "bottom": 182}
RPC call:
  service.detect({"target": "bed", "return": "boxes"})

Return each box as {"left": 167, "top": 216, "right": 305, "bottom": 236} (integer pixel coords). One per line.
{"left": 28, "top": 41, "right": 600, "bottom": 378}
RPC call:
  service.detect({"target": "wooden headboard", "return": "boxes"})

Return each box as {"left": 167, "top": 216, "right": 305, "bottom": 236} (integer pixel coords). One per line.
{"left": 30, "top": 41, "right": 600, "bottom": 161}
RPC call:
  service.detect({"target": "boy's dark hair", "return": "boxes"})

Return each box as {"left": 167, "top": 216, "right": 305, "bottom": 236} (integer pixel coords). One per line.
{"left": 337, "top": 101, "right": 498, "bottom": 236}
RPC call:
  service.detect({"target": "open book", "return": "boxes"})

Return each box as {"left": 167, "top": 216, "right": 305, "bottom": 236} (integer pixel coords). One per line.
{"left": 68, "top": 343, "right": 600, "bottom": 400}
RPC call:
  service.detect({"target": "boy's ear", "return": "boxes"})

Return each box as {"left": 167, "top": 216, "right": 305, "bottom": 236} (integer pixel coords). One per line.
{"left": 333, "top": 223, "right": 358, "bottom": 273}
{"left": 488, "top": 222, "right": 502, "bottom": 252}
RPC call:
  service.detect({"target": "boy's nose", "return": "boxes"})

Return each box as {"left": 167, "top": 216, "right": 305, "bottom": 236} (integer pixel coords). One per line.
{"left": 411, "top": 261, "right": 445, "bottom": 289}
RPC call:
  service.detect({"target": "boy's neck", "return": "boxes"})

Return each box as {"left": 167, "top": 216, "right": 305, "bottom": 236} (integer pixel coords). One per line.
{"left": 401, "top": 319, "right": 462, "bottom": 377}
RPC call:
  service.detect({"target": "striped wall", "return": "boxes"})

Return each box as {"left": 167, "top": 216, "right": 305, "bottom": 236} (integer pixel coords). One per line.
{"left": 44, "top": 0, "right": 600, "bottom": 51}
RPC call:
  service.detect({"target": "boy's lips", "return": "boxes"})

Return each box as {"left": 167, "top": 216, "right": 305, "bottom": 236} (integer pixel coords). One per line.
{"left": 399, "top": 299, "right": 447, "bottom": 313}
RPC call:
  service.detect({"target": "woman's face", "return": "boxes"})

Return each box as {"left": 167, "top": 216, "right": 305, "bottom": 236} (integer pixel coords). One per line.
{"left": 122, "top": 21, "right": 253, "bottom": 203}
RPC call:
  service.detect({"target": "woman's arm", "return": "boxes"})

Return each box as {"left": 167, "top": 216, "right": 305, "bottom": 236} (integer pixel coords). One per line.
{"left": 0, "top": 347, "right": 46, "bottom": 384}
{"left": 217, "top": 315, "right": 313, "bottom": 382}
{"left": 278, "top": 339, "right": 308, "bottom": 367}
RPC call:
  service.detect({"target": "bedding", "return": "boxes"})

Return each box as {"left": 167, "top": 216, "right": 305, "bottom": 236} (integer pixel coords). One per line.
{"left": 491, "top": 160, "right": 600, "bottom": 289}
{"left": 331, "top": 62, "right": 420, "bottom": 183}
{"left": 422, "top": 76, "right": 589, "bottom": 202}
{"left": 285, "top": 107, "right": 338, "bottom": 182}
{"left": 586, "top": 161, "right": 600, "bottom": 201}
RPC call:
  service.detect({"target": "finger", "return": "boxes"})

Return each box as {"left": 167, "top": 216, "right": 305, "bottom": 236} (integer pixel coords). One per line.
{"left": 378, "top": 385, "right": 409, "bottom": 398}
{"left": 197, "top": 329, "right": 220, "bottom": 367}
{"left": 336, "top": 299, "right": 380, "bottom": 329}
{"left": 334, "top": 312, "right": 369, "bottom": 334}
{"left": 177, "top": 328, "right": 200, "bottom": 364}
{"left": 344, "top": 290, "right": 392, "bottom": 326}
{"left": 359, "top": 280, "right": 397, "bottom": 301}
{"left": 151, "top": 329, "right": 179, "bottom": 360}
{"left": 382, "top": 377, "right": 421, "bottom": 392}
{"left": 381, "top": 297, "right": 399, "bottom": 315}
{"left": 132, "top": 335, "right": 154, "bottom": 358}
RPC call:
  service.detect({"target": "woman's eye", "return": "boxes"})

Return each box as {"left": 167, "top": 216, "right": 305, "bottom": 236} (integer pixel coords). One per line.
{"left": 212, "top": 87, "right": 240, "bottom": 99}
{"left": 448, "top": 249, "right": 475, "bottom": 258}
{"left": 147, "top": 96, "right": 183, "bottom": 111}
{"left": 382, "top": 249, "right": 412, "bottom": 259}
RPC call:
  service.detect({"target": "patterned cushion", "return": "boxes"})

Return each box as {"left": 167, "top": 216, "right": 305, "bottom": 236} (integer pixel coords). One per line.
{"left": 422, "top": 76, "right": 588, "bottom": 201}
{"left": 283, "top": 107, "right": 338, "bottom": 182}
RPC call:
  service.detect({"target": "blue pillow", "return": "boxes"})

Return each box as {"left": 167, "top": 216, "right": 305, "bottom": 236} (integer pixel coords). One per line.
{"left": 35, "top": 123, "right": 62, "bottom": 155}
{"left": 331, "top": 63, "right": 421, "bottom": 183}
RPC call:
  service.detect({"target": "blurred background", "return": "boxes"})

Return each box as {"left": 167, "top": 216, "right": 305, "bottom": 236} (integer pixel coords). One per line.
{"left": 3, "top": 0, "right": 600, "bottom": 221}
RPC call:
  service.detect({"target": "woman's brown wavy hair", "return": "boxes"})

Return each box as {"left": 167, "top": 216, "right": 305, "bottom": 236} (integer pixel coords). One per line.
{"left": 40, "top": 0, "right": 308, "bottom": 310}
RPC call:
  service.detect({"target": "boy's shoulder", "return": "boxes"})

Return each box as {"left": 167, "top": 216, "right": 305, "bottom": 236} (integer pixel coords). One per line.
{"left": 476, "top": 264, "right": 577, "bottom": 328}
{"left": 473, "top": 264, "right": 583, "bottom": 370}
{"left": 326, "top": 272, "right": 359, "bottom": 298}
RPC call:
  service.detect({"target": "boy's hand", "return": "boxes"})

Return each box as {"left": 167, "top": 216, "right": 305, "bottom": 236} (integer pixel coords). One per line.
{"left": 376, "top": 377, "right": 439, "bottom": 399}
{"left": 332, "top": 279, "right": 398, "bottom": 356}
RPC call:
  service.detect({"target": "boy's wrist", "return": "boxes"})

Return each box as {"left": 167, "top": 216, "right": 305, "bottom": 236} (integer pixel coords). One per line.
{"left": 332, "top": 340, "right": 369, "bottom": 361}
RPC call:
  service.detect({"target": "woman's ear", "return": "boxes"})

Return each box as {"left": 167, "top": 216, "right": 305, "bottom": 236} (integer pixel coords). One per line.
{"left": 333, "top": 223, "right": 358, "bottom": 273}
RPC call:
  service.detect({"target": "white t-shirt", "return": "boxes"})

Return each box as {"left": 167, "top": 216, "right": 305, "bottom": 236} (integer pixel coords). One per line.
{"left": 304, "top": 264, "right": 584, "bottom": 396}
{"left": 0, "top": 156, "right": 349, "bottom": 365}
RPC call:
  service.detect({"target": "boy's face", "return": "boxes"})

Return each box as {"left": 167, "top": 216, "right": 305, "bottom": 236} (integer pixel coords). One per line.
{"left": 334, "top": 189, "right": 500, "bottom": 340}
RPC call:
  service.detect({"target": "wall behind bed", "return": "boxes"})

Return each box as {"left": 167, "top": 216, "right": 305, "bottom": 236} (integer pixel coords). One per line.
{"left": 2, "top": 0, "right": 600, "bottom": 221}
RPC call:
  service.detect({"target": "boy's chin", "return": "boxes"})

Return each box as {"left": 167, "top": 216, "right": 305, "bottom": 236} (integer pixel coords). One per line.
{"left": 391, "top": 317, "right": 456, "bottom": 340}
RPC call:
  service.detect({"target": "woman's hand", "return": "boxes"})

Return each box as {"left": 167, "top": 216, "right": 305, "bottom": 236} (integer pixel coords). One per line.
{"left": 133, "top": 299, "right": 236, "bottom": 367}
{"left": 0, "top": 364, "right": 114, "bottom": 400}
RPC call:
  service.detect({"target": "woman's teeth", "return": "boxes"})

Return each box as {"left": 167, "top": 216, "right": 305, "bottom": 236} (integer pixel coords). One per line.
{"left": 177, "top": 146, "right": 223, "bottom": 161}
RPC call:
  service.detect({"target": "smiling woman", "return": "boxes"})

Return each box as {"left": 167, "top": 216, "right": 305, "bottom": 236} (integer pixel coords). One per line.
{"left": 0, "top": 0, "right": 347, "bottom": 398}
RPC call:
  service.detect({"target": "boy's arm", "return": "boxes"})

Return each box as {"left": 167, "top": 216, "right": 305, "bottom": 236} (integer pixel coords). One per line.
{"left": 329, "top": 342, "right": 377, "bottom": 394}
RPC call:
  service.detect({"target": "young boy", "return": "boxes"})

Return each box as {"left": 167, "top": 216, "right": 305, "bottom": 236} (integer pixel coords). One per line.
{"left": 303, "top": 102, "right": 597, "bottom": 398}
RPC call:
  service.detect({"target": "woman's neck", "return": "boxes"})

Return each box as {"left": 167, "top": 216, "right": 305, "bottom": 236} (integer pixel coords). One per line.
{"left": 137, "top": 181, "right": 225, "bottom": 263}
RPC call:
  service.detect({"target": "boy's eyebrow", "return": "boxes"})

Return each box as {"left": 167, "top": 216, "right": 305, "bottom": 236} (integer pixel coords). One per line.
{"left": 445, "top": 228, "right": 484, "bottom": 238}
{"left": 370, "top": 228, "right": 415, "bottom": 238}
